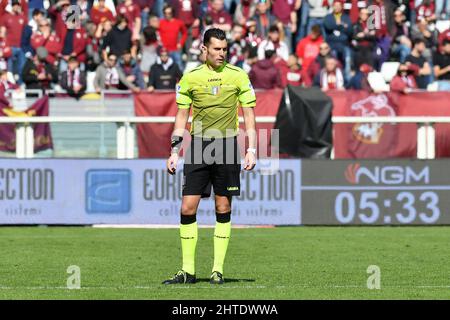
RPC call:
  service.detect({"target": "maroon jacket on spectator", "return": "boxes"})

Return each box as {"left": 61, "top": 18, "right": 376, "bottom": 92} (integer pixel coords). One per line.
{"left": 170, "top": 0, "right": 200, "bottom": 27}
{"left": 0, "top": 0, "right": 28, "bottom": 47}
{"left": 390, "top": 74, "right": 418, "bottom": 93}
{"left": 117, "top": 1, "right": 141, "bottom": 31}
{"left": 90, "top": 4, "right": 115, "bottom": 25}
{"left": 208, "top": 7, "right": 233, "bottom": 26}
{"left": 249, "top": 59, "right": 282, "bottom": 89}
{"left": 271, "top": 0, "right": 296, "bottom": 25}
{"left": 31, "top": 32, "right": 63, "bottom": 65}
{"left": 48, "top": 3, "right": 69, "bottom": 45}
{"left": 277, "top": 60, "right": 311, "bottom": 87}
{"left": 70, "top": 28, "right": 89, "bottom": 63}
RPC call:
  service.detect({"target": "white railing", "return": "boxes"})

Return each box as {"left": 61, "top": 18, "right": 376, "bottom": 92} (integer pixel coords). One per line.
{"left": 0, "top": 115, "right": 443, "bottom": 159}
{"left": 0, "top": 116, "right": 277, "bottom": 159}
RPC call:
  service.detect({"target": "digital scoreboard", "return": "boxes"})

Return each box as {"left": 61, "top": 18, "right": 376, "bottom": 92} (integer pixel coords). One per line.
{"left": 301, "top": 160, "right": 450, "bottom": 225}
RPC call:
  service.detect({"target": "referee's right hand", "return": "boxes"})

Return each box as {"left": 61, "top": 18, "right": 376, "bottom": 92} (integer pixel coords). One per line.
{"left": 167, "top": 154, "right": 179, "bottom": 175}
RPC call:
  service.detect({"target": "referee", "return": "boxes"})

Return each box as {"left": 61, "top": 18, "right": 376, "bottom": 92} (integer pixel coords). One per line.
{"left": 163, "top": 28, "right": 257, "bottom": 285}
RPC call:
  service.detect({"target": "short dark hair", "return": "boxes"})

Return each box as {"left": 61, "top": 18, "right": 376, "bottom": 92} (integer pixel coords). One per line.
{"left": 311, "top": 24, "right": 321, "bottom": 35}
{"left": 264, "top": 49, "right": 275, "bottom": 60}
{"left": 116, "top": 14, "right": 128, "bottom": 25}
{"left": 163, "top": 4, "right": 173, "bottom": 13}
{"left": 269, "top": 25, "right": 279, "bottom": 33}
{"left": 203, "top": 28, "right": 227, "bottom": 46}
{"left": 32, "top": 9, "right": 43, "bottom": 17}
{"left": 412, "top": 38, "right": 426, "bottom": 48}
{"left": 443, "top": 39, "right": 450, "bottom": 46}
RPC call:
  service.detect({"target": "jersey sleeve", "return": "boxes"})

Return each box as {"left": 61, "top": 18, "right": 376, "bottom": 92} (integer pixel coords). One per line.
{"left": 176, "top": 74, "right": 192, "bottom": 109}
{"left": 237, "top": 71, "right": 256, "bottom": 108}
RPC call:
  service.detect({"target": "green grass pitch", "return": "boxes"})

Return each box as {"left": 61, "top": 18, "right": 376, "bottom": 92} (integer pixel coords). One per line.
{"left": 0, "top": 226, "right": 449, "bottom": 299}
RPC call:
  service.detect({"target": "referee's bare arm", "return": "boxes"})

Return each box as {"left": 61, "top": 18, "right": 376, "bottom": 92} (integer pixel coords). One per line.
{"left": 167, "top": 108, "right": 190, "bottom": 174}
{"left": 242, "top": 107, "right": 256, "bottom": 171}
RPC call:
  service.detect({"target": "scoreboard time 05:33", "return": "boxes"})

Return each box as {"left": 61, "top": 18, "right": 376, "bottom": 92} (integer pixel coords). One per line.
{"left": 300, "top": 161, "right": 450, "bottom": 225}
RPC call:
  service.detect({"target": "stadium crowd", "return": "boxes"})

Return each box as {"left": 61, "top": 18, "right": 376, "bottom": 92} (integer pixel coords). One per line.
{"left": 0, "top": 0, "right": 449, "bottom": 99}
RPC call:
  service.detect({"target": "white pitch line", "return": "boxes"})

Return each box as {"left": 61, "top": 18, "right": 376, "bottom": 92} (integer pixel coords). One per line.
{"left": 0, "top": 285, "right": 449, "bottom": 290}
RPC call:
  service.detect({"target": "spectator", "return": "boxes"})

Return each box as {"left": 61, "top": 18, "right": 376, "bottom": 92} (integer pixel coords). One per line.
{"left": 229, "top": 24, "right": 248, "bottom": 68}
{"left": 134, "top": 1, "right": 155, "bottom": 32}
{"left": 47, "top": 0, "right": 71, "bottom": 46}
{"left": 411, "top": 18, "right": 438, "bottom": 62}
{"left": 249, "top": 49, "right": 282, "bottom": 89}
{"left": 0, "top": 0, "right": 28, "bottom": 84}
{"left": 270, "top": 0, "right": 299, "bottom": 52}
{"left": 59, "top": 17, "right": 88, "bottom": 73}
{"left": 352, "top": 8, "right": 378, "bottom": 69}
{"left": 390, "top": 63, "right": 419, "bottom": 93}
{"left": 170, "top": 0, "right": 201, "bottom": 49}
{"left": 21, "top": 9, "right": 44, "bottom": 60}
{"left": 22, "top": 47, "right": 58, "bottom": 90}
{"left": 159, "top": 4, "right": 188, "bottom": 70}
{"left": 140, "top": 26, "right": 159, "bottom": 73}
{"left": 208, "top": 0, "right": 233, "bottom": 32}
{"left": 244, "top": 19, "right": 263, "bottom": 60}
{"left": 347, "top": 63, "right": 373, "bottom": 90}
{"left": 234, "top": 0, "right": 257, "bottom": 26}
{"left": 368, "top": 0, "right": 395, "bottom": 67}
{"left": 405, "top": 38, "right": 433, "bottom": 89}
{"left": 0, "top": 34, "right": 12, "bottom": 73}
{"left": 258, "top": 25, "right": 289, "bottom": 62}
{"left": 306, "top": 0, "right": 330, "bottom": 32}
{"left": 314, "top": 56, "right": 345, "bottom": 91}
{"left": 253, "top": 0, "right": 275, "bottom": 39}
{"left": 27, "top": 0, "right": 44, "bottom": 21}
{"left": 116, "top": 0, "right": 142, "bottom": 41}
{"left": 307, "top": 0, "right": 330, "bottom": 34}
{"left": 94, "top": 52, "right": 140, "bottom": 93}
{"left": 90, "top": 0, "right": 115, "bottom": 26}
{"left": 30, "top": 18, "right": 63, "bottom": 67}
{"left": 102, "top": 15, "right": 135, "bottom": 59}
{"left": 60, "top": 56, "right": 87, "bottom": 99}
{"left": 433, "top": 39, "right": 450, "bottom": 90}
{"left": 280, "top": 55, "right": 311, "bottom": 87}
{"left": 147, "top": 46, "right": 183, "bottom": 91}
{"left": 295, "top": 24, "right": 323, "bottom": 73}
{"left": 391, "top": 8, "right": 412, "bottom": 63}
{"left": 118, "top": 49, "right": 146, "bottom": 89}
{"left": 323, "top": 0, "right": 353, "bottom": 81}
{"left": 307, "top": 41, "right": 341, "bottom": 83}
{"left": 85, "top": 21, "right": 102, "bottom": 72}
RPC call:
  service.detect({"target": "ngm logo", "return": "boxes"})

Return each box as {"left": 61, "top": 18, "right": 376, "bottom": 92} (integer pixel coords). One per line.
{"left": 345, "top": 163, "right": 430, "bottom": 185}
{"left": 86, "top": 169, "right": 131, "bottom": 213}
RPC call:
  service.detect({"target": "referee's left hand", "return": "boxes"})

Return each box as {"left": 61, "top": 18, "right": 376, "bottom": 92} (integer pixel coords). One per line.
{"left": 244, "top": 152, "right": 256, "bottom": 171}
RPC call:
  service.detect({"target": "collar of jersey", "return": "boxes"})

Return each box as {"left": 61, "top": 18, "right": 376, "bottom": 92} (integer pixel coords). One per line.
{"left": 203, "top": 62, "right": 227, "bottom": 73}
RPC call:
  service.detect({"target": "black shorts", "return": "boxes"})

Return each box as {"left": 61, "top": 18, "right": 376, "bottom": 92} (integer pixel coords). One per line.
{"left": 183, "top": 136, "right": 241, "bottom": 198}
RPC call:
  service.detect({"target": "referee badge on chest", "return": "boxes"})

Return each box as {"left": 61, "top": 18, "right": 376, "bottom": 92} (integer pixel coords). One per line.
{"left": 211, "top": 86, "right": 220, "bottom": 95}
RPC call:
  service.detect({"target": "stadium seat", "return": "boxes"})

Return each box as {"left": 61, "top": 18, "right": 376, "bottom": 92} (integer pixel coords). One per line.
{"left": 380, "top": 62, "right": 400, "bottom": 83}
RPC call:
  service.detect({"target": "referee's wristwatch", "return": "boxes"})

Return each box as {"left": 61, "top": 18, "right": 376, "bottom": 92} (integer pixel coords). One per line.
{"left": 247, "top": 148, "right": 257, "bottom": 155}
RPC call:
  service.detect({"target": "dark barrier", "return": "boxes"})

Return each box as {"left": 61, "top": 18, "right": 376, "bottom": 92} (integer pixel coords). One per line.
{"left": 274, "top": 86, "right": 332, "bottom": 158}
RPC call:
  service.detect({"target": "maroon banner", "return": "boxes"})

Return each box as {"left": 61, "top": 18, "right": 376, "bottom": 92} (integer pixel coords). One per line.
{"left": 0, "top": 95, "right": 52, "bottom": 152}
{"left": 134, "top": 90, "right": 283, "bottom": 158}
{"left": 330, "top": 90, "right": 450, "bottom": 158}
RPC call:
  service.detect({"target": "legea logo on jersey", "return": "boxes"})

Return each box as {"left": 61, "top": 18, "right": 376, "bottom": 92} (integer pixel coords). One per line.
{"left": 86, "top": 169, "right": 131, "bottom": 214}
